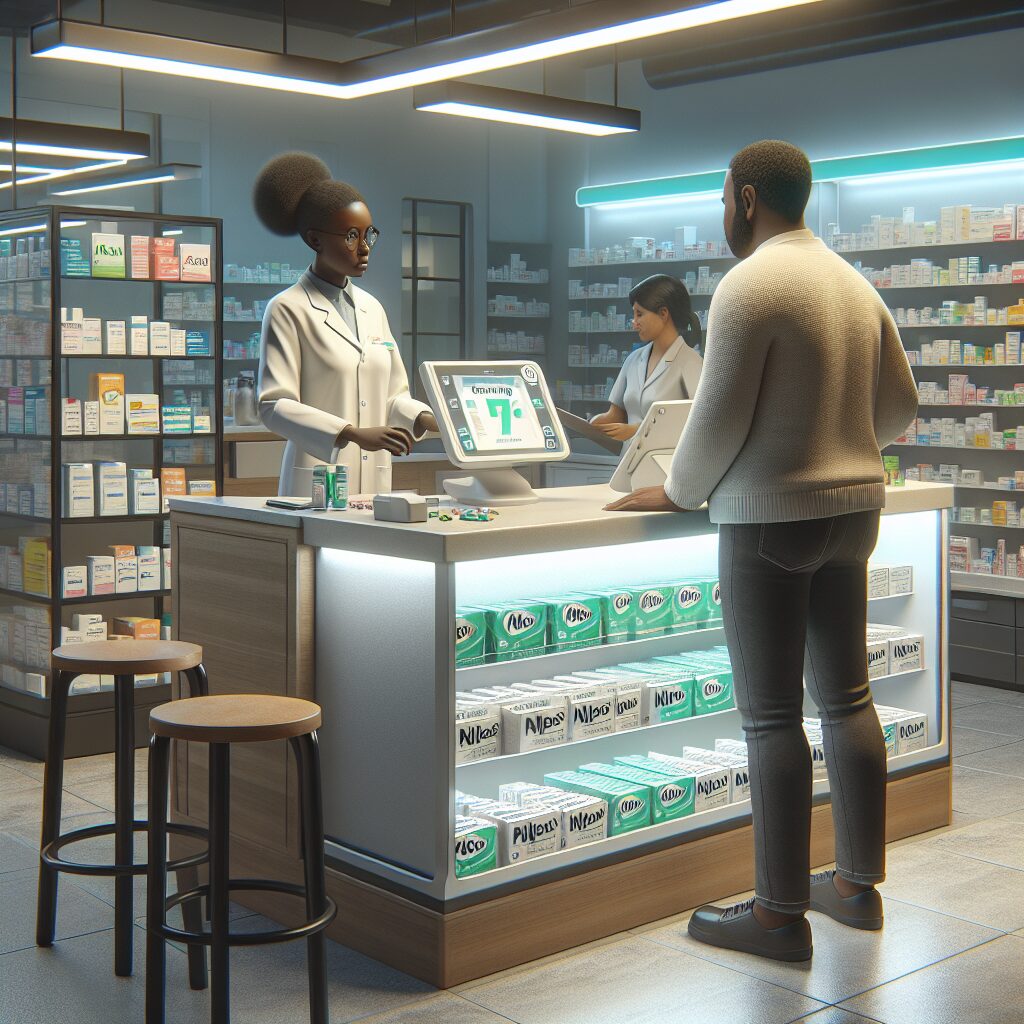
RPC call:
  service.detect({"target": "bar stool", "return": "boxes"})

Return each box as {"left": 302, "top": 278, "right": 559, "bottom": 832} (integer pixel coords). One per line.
{"left": 146, "top": 694, "right": 337, "bottom": 1024}
{"left": 37, "top": 639, "right": 210, "bottom": 984}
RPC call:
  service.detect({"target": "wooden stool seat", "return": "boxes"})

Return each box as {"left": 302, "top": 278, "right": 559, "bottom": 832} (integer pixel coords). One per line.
{"left": 150, "top": 695, "right": 322, "bottom": 744}
{"left": 52, "top": 640, "right": 203, "bottom": 676}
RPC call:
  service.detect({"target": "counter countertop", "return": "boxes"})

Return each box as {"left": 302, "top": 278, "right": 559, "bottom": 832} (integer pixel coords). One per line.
{"left": 170, "top": 480, "right": 952, "bottom": 564}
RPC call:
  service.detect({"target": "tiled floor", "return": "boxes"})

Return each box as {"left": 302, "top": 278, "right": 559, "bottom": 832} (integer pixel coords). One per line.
{"left": 1, "top": 680, "right": 1023, "bottom": 1023}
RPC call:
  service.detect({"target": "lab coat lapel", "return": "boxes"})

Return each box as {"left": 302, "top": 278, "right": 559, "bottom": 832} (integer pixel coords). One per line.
{"left": 641, "top": 337, "right": 683, "bottom": 394}
{"left": 301, "top": 273, "right": 361, "bottom": 354}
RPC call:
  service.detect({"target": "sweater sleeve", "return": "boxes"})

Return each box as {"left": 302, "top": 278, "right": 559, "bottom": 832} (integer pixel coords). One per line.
{"left": 663, "top": 279, "right": 772, "bottom": 510}
{"left": 873, "top": 309, "right": 919, "bottom": 448}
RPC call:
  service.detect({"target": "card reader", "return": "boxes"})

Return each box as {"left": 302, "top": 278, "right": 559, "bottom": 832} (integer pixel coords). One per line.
{"left": 372, "top": 493, "right": 429, "bottom": 523}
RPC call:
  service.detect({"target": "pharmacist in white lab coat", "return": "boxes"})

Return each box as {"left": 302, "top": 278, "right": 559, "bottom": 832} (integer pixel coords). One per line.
{"left": 253, "top": 152, "right": 437, "bottom": 496}
{"left": 590, "top": 274, "right": 704, "bottom": 443}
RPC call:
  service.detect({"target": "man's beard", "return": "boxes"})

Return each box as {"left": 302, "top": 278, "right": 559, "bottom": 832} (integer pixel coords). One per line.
{"left": 726, "top": 200, "right": 754, "bottom": 258}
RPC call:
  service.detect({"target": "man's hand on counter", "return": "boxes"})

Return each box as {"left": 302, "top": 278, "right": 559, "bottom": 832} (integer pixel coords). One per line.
{"left": 605, "top": 486, "right": 685, "bottom": 513}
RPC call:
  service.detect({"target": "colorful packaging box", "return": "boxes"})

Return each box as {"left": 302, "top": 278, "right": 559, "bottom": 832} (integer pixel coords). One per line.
{"left": 543, "top": 770, "right": 651, "bottom": 835}
{"left": 588, "top": 588, "right": 637, "bottom": 643}
{"left": 485, "top": 602, "right": 548, "bottom": 662}
{"left": 455, "top": 607, "right": 487, "bottom": 667}
{"left": 544, "top": 594, "right": 603, "bottom": 652}
{"left": 454, "top": 816, "right": 498, "bottom": 877}
{"left": 581, "top": 760, "right": 695, "bottom": 823}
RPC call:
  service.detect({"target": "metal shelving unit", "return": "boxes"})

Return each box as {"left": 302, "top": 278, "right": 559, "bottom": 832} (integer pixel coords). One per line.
{"left": 0, "top": 205, "right": 224, "bottom": 757}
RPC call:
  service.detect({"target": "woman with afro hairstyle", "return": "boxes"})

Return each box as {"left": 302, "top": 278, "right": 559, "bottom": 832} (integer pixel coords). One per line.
{"left": 253, "top": 152, "right": 437, "bottom": 496}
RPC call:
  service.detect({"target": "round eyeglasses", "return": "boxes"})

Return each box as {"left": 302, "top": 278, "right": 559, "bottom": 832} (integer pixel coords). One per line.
{"left": 316, "top": 225, "right": 381, "bottom": 251}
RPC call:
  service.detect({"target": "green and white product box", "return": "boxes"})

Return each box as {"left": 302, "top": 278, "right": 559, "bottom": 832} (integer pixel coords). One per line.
{"left": 454, "top": 816, "right": 498, "bottom": 877}
{"left": 583, "top": 760, "right": 695, "bottom": 823}
{"left": 708, "top": 578, "right": 723, "bottom": 621}
{"left": 91, "top": 233, "right": 126, "bottom": 279}
{"left": 543, "top": 594, "right": 604, "bottom": 652}
{"left": 609, "top": 664, "right": 695, "bottom": 725}
{"left": 454, "top": 704, "right": 500, "bottom": 765}
{"left": 672, "top": 581, "right": 710, "bottom": 630}
{"left": 455, "top": 607, "right": 487, "bottom": 667}
{"left": 627, "top": 753, "right": 731, "bottom": 813}
{"left": 801, "top": 721, "right": 829, "bottom": 778}
{"left": 555, "top": 673, "right": 642, "bottom": 732}
{"left": 485, "top": 602, "right": 548, "bottom": 661}
{"left": 533, "top": 680, "right": 615, "bottom": 740}
{"left": 876, "top": 706, "right": 928, "bottom": 755}
{"left": 501, "top": 696, "right": 568, "bottom": 752}
{"left": 632, "top": 584, "right": 675, "bottom": 635}
{"left": 588, "top": 588, "right": 637, "bottom": 643}
{"left": 521, "top": 791, "right": 609, "bottom": 848}
{"left": 544, "top": 771, "right": 650, "bottom": 835}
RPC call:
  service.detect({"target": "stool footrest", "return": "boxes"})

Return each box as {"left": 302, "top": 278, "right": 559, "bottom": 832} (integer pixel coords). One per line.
{"left": 161, "top": 878, "right": 337, "bottom": 947}
{"left": 41, "top": 821, "right": 208, "bottom": 877}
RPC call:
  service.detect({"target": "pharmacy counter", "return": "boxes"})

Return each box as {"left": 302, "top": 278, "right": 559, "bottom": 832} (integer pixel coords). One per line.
{"left": 169, "top": 481, "right": 952, "bottom": 986}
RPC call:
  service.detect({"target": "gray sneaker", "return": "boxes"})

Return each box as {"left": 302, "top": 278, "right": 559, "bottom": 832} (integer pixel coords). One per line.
{"left": 687, "top": 898, "right": 813, "bottom": 962}
{"left": 809, "top": 870, "right": 883, "bottom": 930}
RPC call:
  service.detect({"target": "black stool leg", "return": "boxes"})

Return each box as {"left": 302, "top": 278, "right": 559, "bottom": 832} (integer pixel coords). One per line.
{"left": 114, "top": 673, "right": 136, "bottom": 976}
{"left": 146, "top": 735, "right": 171, "bottom": 1024}
{"left": 291, "top": 733, "right": 330, "bottom": 1024}
{"left": 209, "top": 742, "right": 231, "bottom": 1024}
{"left": 36, "top": 669, "right": 73, "bottom": 947}
{"left": 178, "top": 664, "right": 209, "bottom": 992}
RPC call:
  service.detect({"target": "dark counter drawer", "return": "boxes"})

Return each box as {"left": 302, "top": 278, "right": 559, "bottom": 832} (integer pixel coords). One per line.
{"left": 951, "top": 644, "right": 1015, "bottom": 685}
{"left": 1017, "top": 656, "right": 1024, "bottom": 685}
{"left": 1017, "top": 601, "right": 1024, "bottom": 628}
{"left": 950, "top": 618, "right": 1014, "bottom": 654}
{"left": 952, "top": 592, "right": 1015, "bottom": 627}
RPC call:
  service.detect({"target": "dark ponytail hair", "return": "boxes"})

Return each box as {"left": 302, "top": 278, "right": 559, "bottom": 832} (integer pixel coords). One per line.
{"left": 628, "top": 274, "right": 701, "bottom": 347}
{"left": 252, "top": 151, "right": 366, "bottom": 240}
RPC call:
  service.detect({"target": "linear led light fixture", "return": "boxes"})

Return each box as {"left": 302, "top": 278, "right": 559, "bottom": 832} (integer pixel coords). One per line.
{"left": 49, "top": 162, "right": 201, "bottom": 197}
{"left": 0, "top": 222, "right": 48, "bottom": 237}
{"left": 0, "top": 117, "right": 148, "bottom": 162}
{"left": 0, "top": 159, "right": 130, "bottom": 191}
{"left": 576, "top": 136, "right": 1024, "bottom": 207}
{"left": 414, "top": 82, "right": 640, "bottom": 136}
{"left": 32, "top": 0, "right": 822, "bottom": 100}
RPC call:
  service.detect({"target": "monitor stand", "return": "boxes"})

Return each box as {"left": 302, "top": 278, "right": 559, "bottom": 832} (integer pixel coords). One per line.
{"left": 443, "top": 469, "right": 539, "bottom": 507}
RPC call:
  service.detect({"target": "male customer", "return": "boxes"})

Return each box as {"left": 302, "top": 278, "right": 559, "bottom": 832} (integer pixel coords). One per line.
{"left": 606, "top": 139, "right": 919, "bottom": 962}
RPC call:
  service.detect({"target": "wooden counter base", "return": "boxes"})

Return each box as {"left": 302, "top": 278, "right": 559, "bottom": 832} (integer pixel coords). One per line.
{"left": 172, "top": 764, "right": 950, "bottom": 988}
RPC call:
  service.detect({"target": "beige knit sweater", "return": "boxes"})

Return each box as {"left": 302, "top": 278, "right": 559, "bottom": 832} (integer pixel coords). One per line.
{"left": 664, "top": 228, "right": 919, "bottom": 524}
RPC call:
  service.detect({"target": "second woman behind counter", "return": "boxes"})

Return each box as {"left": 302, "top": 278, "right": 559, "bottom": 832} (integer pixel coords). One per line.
{"left": 590, "top": 274, "right": 704, "bottom": 443}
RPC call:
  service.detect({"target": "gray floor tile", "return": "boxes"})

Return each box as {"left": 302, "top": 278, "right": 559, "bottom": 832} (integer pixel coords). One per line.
{"left": 794, "top": 1010, "right": 882, "bottom": 1024}
{"left": 0, "top": 781, "right": 105, "bottom": 828}
{"left": 956, "top": 740, "right": 1024, "bottom": 779}
{"left": 641, "top": 897, "right": 998, "bottom": 1005}
{"left": 63, "top": 772, "right": 152, "bottom": 813}
{"left": 952, "top": 766, "right": 1024, "bottom": 818}
{"left": 10, "top": 750, "right": 118, "bottom": 786}
{"left": 461, "top": 935, "right": 824, "bottom": 1024}
{"left": 353, "top": 993, "right": 516, "bottom": 1023}
{"left": 840, "top": 934, "right": 1024, "bottom": 1024}
{"left": 0, "top": 867, "right": 115, "bottom": 954}
{"left": 0, "top": 832, "right": 37, "bottom": 874}
{"left": 951, "top": 726, "right": 1022, "bottom": 757}
{"left": 0, "top": 924, "right": 206, "bottom": 1024}
{"left": 0, "top": 744, "right": 41, "bottom": 773}
{"left": 881, "top": 842, "right": 1024, "bottom": 932}
{"left": 952, "top": 681, "right": 1024, "bottom": 707}
{"left": 0, "top": 763, "right": 43, "bottom": 791}
{"left": 923, "top": 817, "right": 1024, "bottom": 872}
{"left": 222, "top": 914, "right": 435, "bottom": 1024}
{"left": 951, "top": 702, "right": 1024, "bottom": 737}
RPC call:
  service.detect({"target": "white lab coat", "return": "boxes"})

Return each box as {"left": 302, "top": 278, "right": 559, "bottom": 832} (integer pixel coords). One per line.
{"left": 257, "top": 269, "right": 431, "bottom": 496}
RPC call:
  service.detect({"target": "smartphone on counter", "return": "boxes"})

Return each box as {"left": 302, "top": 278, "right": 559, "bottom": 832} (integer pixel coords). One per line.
{"left": 265, "top": 498, "right": 314, "bottom": 510}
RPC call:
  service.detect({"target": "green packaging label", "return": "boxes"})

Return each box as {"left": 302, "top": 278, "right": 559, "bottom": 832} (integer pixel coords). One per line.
{"left": 91, "top": 232, "right": 126, "bottom": 279}
{"left": 881, "top": 720, "right": 897, "bottom": 756}
{"left": 455, "top": 608, "right": 487, "bottom": 667}
{"left": 544, "top": 771, "right": 650, "bottom": 835}
{"left": 632, "top": 585, "right": 675, "bottom": 635}
{"left": 589, "top": 589, "right": 637, "bottom": 643}
{"left": 486, "top": 602, "right": 548, "bottom": 662}
{"left": 693, "top": 670, "right": 734, "bottom": 715}
{"left": 581, "top": 762, "right": 695, "bottom": 823}
{"left": 709, "top": 580, "right": 723, "bottom": 621}
{"left": 672, "top": 582, "right": 708, "bottom": 630}
{"left": 454, "top": 817, "right": 498, "bottom": 877}
{"left": 546, "top": 594, "right": 603, "bottom": 652}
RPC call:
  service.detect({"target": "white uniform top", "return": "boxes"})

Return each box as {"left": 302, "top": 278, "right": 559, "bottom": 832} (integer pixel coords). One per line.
{"left": 257, "top": 268, "right": 431, "bottom": 497}
{"left": 607, "top": 336, "right": 704, "bottom": 424}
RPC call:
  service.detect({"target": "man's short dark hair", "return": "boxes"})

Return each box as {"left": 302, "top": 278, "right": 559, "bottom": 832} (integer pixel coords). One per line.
{"left": 729, "top": 140, "right": 812, "bottom": 223}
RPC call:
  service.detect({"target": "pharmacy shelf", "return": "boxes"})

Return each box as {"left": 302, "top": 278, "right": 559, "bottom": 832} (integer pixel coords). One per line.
{"left": 60, "top": 353, "right": 215, "bottom": 360}
{"left": 60, "top": 432, "right": 214, "bottom": 441}
{"left": 953, "top": 484, "right": 1024, "bottom": 494}
{"left": 223, "top": 280, "right": 296, "bottom": 287}
{"left": 568, "top": 363, "right": 628, "bottom": 370}
{"left": 222, "top": 318, "right": 263, "bottom": 324}
{"left": 486, "top": 314, "right": 551, "bottom": 320}
{"left": 568, "top": 254, "right": 734, "bottom": 269}
{"left": 567, "top": 329, "right": 638, "bottom": 336}
{"left": 875, "top": 282, "right": 1023, "bottom": 291}
{"left": 0, "top": 433, "right": 50, "bottom": 441}
{"left": 0, "top": 353, "right": 50, "bottom": 359}
{"left": 895, "top": 323, "right": 1021, "bottom": 330}
{"left": 486, "top": 352, "right": 547, "bottom": 359}
{"left": 890, "top": 445, "right": 1019, "bottom": 453}
{"left": 61, "top": 588, "right": 170, "bottom": 605}
{"left": 0, "top": 511, "right": 51, "bottom": 523}
{"left": 0, "top": 586, "right": 50, "bottom": 604}
{"left": 950, "top": 520, "right": 1024, "bottom": 530}
{"left": 912, "top": 365, "right": 1024, "bottom": 370}
{"left": 487, "top": 279, "right": 550, "bottom": 287}
{"left": 60, "top": 276, "right": 214, "bottom": 286}
{"left": 951, "top": 572, "right": 1024, "bottom": 597}
{"left": 569, "top": 292, "right": 717, "bottom": 302}
{"left": 446, "top": 740, "right": 943, "bottom": 897}
{"left": 831, "top": 238, "right": 1024, "bottom": 259}
{"left": 918, "top": 405, "right": 1024, "bottom": 411}
{"left": 61, "top": 513, "right": 167, "bottom": 525}
{"left": 0, "top": 276, "right": 49, "bottom": 284}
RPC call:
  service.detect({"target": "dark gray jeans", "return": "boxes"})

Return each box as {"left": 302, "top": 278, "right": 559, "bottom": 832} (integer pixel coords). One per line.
{"left": 718, "top": 509, "right": 887, "bottom": 913}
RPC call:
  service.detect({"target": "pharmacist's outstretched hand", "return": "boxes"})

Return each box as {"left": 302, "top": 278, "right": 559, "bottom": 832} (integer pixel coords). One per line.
{"left": 599, "top": 422, "right": 639, "bottom": 442}
{"left": 604, "top": 486, "right": 683, "bottom": 513}
{"left": 415, "top": 411, "right": 439, "bottom": 435}
{"left": 341, "top": 425, "right": 414, "bottom": 456}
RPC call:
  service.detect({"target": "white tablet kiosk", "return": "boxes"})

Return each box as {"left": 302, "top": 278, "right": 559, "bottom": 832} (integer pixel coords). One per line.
{"left": 420, "top": 360, "right": 570, "bottom": 506}
{"left": 609, "top": 400, "right": 693, "bottom": 493}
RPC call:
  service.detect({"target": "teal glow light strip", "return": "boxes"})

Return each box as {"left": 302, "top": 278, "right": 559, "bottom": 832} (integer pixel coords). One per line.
{"left": 576, "top": 136, "right": 1024, "bottom": 208}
